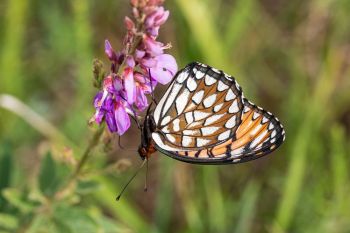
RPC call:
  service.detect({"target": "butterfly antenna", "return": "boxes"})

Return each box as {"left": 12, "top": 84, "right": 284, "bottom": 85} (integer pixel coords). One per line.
{"left": 116, "top": 159, "right": 147, "bottom": 201}
{"left": 148, "top": 69, "right": 158, "bottom": 105}
{"left": 144, "top": 159, "right": 149, "bottom": 192}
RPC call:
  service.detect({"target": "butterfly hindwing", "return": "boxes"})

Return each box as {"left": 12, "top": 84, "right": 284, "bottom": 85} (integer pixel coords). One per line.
{"left": 151, "top": 62, "right": 285, "bottom": 164}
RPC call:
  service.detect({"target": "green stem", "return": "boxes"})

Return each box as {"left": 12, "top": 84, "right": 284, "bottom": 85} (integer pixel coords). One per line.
{"left": 54, "top": 125, "right": 105, "bottom": 200}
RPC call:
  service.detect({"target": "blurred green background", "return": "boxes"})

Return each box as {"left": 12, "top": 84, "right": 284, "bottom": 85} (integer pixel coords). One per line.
{"left": 1, "top": 0, "right": 350, "bottom": 232}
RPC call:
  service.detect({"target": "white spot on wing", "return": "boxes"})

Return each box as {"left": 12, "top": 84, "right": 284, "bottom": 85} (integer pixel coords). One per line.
{"left": 271, "top": 130, "right": 276, "bottom": 138}
{"left": 243, "top": 106, "right": 250, "bottom": 113}
{"left": 186, "top": 77, "right": 197, "bottom": 92}
{"left": 183, "top": 130, "right": 197, "bottom": 136}
{"left": 166, "top": 134, "right": 176, "bottom": 143}
{"left": 231, "top": 148, "right": 244, "bottom": 156}
{"left": 253, "top": 112, "right": 261, "bottom": 120}
{"left": 229, "top": 100, "right": 239, "bottom": 113}
{"left": 204, "top": 113, "right": 224, "bottom": 126}
{"left": 214, "top": 103, "right": 224, "bottom": 112}
{"left": 163, "top": 83, "right": 182, "bottom": 116}
{"left": 250, "top": 124, "right": 262, "bottom": 135}
{"left": 217, "top": 81, "right": 229, "bottom": 91}
{"left": 250, "top": 130, "right": 268, "bottom": 148}
{"left": 268, "top": 123, "right": 274, "bottom": 130}
{"left": 185, "top": 112, "right": 193, "bottom": 124}
{"left": 153, "top": 82, "right": 174, "bottom": 124}
{"left": 192, "top": 90, "right": 204, "bottom": 104}
{"left": 225, "top": 115, "right": 236, "bottom": 128}
{"left": 152, "top": 133, "right": 179, "bottom": 151}
{"left": 201, "top": 126, "right": 220, "bottom": 136}
{"left": 161, "top": 116, "right": 171, "bottom": 126}
{"left": 173, "top": 119, "right": 180, "bottom": 131}
{"left": 161, "top": 126, "right": 170, "bottom": 133}
{"left": 194, "top": 111, "right": 211, "bottom": 121}
{"left": 224, "top": 74, "right": 231, "bottom": 80}
{"left": 197, "top": 138, "right": 211, "bottom": 147}
{"left": 205, "top": 75, "right": 216, "bottom": 85}
{"left": 187, "top": 121, "right": 202, "bottom": 128}
{"left": 225, "top": 89, "right": 235, "bottom": 101}
{"left": 203, "top": 94, "right": 217, "bottom": 108}
{"left": 176, "top": 71, "right": 188, "bottom": 83}
{"left": 262, "top": 117, "right": 269, "bottom": 124}
{"left": 195, "top": 71, "right": 205, "bottom": 79}
{"left": 211, "top": 67, "right": 220, "bottom": 73}
{"left": 182, "top": 136, "right": 192, "bottom": 147}
{"left": 175, "top": 89, "right": 190, "bottom": 114}
{"left": 218, "top": 130, "right": 231, "bottom": 141}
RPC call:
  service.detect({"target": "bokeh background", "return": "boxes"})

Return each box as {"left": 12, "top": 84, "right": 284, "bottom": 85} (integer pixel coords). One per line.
{"left": 1, "top": 0, "right": 350, "bottom": 232}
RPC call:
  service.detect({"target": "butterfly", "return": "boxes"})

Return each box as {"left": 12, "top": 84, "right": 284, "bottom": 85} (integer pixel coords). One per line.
{"left": 138, "top": 62, "right": 285, "bottom": 165}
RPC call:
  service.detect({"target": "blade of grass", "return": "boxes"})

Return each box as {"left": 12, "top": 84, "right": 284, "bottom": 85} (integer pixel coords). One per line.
{"left": 330, "top": 125, "right": 349, "bottom": 216}
{"left": 224, "top": 0, "right": 257, "bottom": 50}
{"left": 203, "top": 167, "right": 226, "bottom": 232}
{"left": 152, "top": 158, "right": 175, "bottom": 233}
{"left": 0, "top": 0, "right": 28, "bottom": 96}
{"left": 0, "top": 94, "right": 78, "bottom": 152}
{"left": 272, "top": 38, "right": 341, "bottom": 233}
{"left": 175, "top": 0, "right": 227, "bottom": 69}
{"left": 63, "top": 0, "right": 94, "bottom": 141}
{"left": 93, "top": 176, "right": 150, "bottom": 233}
{"left": 234, "top": 181, "right": 260, "bottom": 233}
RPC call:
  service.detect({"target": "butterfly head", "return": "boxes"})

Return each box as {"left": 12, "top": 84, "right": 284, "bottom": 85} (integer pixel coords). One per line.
{"left": 138, "top": 112, "right": 157, "bottom": 160}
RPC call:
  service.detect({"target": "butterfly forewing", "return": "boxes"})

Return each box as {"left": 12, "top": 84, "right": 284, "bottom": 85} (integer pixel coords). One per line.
{"left": 152, "top": 62, "right": 244, "bottom": 151}
{"left": 151, "top": 62, "right": 285, "bottom": 164}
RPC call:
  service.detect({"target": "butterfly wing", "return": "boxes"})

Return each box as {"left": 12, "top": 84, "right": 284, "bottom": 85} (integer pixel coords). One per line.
{"left": 151, "top": 62, "right": 285, "bottom": 164}
{"left": 152, "top": 62, "right": 244, "bottom": 150}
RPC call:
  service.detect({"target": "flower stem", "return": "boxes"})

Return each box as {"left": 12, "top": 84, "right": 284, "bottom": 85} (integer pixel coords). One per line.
{"left": 54, "top": 125, "right": 105, "bottom": 200}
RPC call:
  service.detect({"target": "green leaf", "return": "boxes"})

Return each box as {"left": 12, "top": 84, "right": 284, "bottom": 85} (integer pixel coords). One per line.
{"left": 27, "top": 215, "right": 72, "bottom": 233}
{"left": 0, "top": 142, "right": 13, "bottom": 209}
{"left": 53, "top": 204, "right": 98, "bottom": 233}
{"left": 76, "top": 179, "right": 100, "bottom": 195}
{"left": 39, "top": 152, "right": 58, "bottom": 196}
{"left": 38, "top": 152, "right": 70, "bottom": 197}
{"left": 2, "top": 188, "right": 35, "bottom": 213}
{"left": 0, "top": 213, "right": 18, "bottom": 230}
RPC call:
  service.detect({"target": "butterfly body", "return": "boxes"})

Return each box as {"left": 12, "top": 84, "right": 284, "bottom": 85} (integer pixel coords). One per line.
{"left": 138, "top": 62, "right": 285, "bottom": 164}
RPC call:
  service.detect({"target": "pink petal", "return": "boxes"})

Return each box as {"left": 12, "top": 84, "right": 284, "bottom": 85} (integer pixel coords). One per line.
{"left": 135, "top": 86, "right": 148, "bottom": 111}
{"left": 115, "top": 105, "right": 131, "bottom": 135}
{"left": 105, "top": 111, "right": 117, "bottom": 132}
{"left": 157, "top": 54, "right": 178, "bottom": 75}
{"left": 143, "top": 36, "right": 164, "bottom": 56}
{"left": 123, "top": 68, "right": 136, "bottom": 104}
{"left": 135, "top": 49, "right": 146, "bottom": 59}
{"left": 105, "top": 40, "right": 115, "bottom": 61}
{"left": 126, "top": 55, "right": 135, "bottom": 68}
{"left": 150, "top": 54, "right": 178, "bottom": 85}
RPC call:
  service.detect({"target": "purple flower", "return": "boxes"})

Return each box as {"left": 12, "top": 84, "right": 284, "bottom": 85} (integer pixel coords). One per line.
{"left": 91, "top": 0, "right": 177, "bottom": 136}
{"left": 150, "top": 54, "right": 178, "bottom": 84}
{"left": 105, "top": 40, "right": 116, "bottom": 61}
{"left": 122, "top": 67, "right": 136, "bottom": 104}
{"left": 134, "top": 72, "right": 157, "bottom": 94}
{"left": 93, "top": 88, "right": 131, "bottom": 135}
{"left": 114, "top": 97, "right": 131, "bottom": 135}
{"left": 145, "top": 7, "right": 169, "bottom": 36}
{"left": 143, "top": 36, "right": 165, "bottom": 56}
